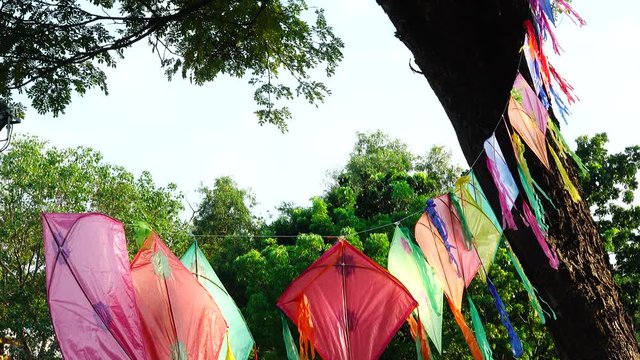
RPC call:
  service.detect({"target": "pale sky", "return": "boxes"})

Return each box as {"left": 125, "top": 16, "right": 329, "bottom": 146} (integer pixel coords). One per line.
{"left": 17, "top": 1, "right": 640, "bottom": 220}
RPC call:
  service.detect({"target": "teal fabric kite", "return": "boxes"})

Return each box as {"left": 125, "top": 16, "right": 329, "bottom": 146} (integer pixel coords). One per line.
{"left": 181, "top": 242, "right": 255, "bottom": 360}
{"left": 281, "top": 312, "right": 300, "bottom": 360}
{"left": 388, "top": 226, "right": 443, "bottom": 353}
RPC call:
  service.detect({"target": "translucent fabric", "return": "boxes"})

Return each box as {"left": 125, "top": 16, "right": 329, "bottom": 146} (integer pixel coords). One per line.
{"left": 277, "top": 239, "right": 417, "bottom": 360}
{"left": 415, "top": 213, "right": 465, "bottom": 311}
{"left": 513, "top": 73, "right": 548, "bottom": 132}
{"left": 180, "top": 242, "right": 255, "bottom": 360}
{"left": 507, "top": 96, "right": 550, "bottom": 170}
{"left": 453, "top": 176, "right": 502, "bottom": 280}
{"left": 131, "top": 232, "right": 227, "bottom": 360}
{"left": 42, "top": 212, "right": 147, "bottom": 360}
{"left": 388, "top": 227, "right": 443, "bottom": 353}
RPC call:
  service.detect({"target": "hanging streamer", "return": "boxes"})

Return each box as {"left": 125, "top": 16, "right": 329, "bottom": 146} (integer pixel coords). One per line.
{"left": 426, "top": 199, "right": 460, "bottom": 271}
{"left": 467, "top": 295, "right": 494, "bottom": 360}
{"left": 486, "top": 277, "right": 524, "bottom": 358}
{"left": 511, "top": 133, "right": 548, "bottom": 231}
{"left": 522, "top": 200, "right": 560, "bottom": 270}
{"left": 555, "top": 0, "right": 587, "bottom": 26}
{"left": 547, "top": 119, "right": 588, "bottom": 177}
{"left": 549, "top": 64, "right": 577, "bottom": 105}
{"left": 297, "top": 295, "right": 315, "bottom": 360}
{"left": 503, "top": 239, "right": 546, "bottom": 324}
{"left": 512, "top": 73, "right": 549, "bottom": 132}
{"left": 446, "top": 296, "right": 483, "bottom": 360}
{"left": 225, "top": 332, "right": 237, "bottom": 360}
{"left": 524, "top": 20, "right": 551, "bottom": 91}
{"left": 484, "top": 134, "right": 519, "bottom": 230}
{"left": 548, "top": 144, "right": 582, "bottom": 202}
{"left": 281, "top": 313, "right": 300, "bottom": 360}
{"left": 522, "top": 34, "right": 549, "bottom": 109}
{"left": 407, "top": 312, "right": 431, "bottom": 360}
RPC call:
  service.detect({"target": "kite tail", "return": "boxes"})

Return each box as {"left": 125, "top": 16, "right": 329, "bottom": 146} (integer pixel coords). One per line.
{"left": 486, "top": 277, "right": 524, "bottom": 358}
{"left": 511, "top": 133, "right": 547, "bottom": 232}
{"left": 297, "top": 295, "right": 315, "bottom": 360}
{"left": 225, "top": 332, "right": 236, "bottom": 360}
{"left": 450, "top": 192, "right": 474, "bottom": 250}
{"left": 549, "top": 64, "right": 577, "bottom": 104}
{"left": 548, "top": 144, "right": 581, "bottom": 202}
{"left": 524, "top": 20, "right": 551, "bottom": 91}
{"left": 555, "top": 0, "right": 587, "bottom": 26}
{"left": 281, "top": 313, "right": 300, "bottom": 360}
{"left": 446, "top": 296, "right": 483, "bottom": 360}
{"left": 503, "top": 239, "right": 546, "bottom": 324}
{"left": 485, "top": 156, "right": 518, "bottom": 230}
{"left": 467, "top": 295, "right": 494, "bottom": 360}
{"left": 407, "top": 312, "right": 431, "bottom": 360}
{"left": 522, "top": 200, "right": 560, "bottom": 270}
{"left": 426, "top": 199, "right": 460, "bottom": 271}
{"left": 547, "top": 119, "right": 589, "bottom": 177}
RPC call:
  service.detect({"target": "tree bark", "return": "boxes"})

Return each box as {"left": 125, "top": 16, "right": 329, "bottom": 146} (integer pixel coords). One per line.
{"left": 375, "top": 0, "right": 639, "bottom": 358}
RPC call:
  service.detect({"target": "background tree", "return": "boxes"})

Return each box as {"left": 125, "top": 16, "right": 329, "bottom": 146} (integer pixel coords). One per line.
{"left": 576, "top": 133, "right": 640, "bottom": 342}
{"left": 0, "top": 0, "right": 343, "bottom": 130}
{"left": 0, "top": 136, "right": 189, "bottom": 358}
{"left": 375, "top": 0, "right": 639, "bottom": 357}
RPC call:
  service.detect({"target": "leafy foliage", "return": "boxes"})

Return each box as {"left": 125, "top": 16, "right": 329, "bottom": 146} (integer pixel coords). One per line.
{"left": 576, "top": 133, "right": 640, "bottom": 341}
{"left": 0, "top": 0, "right": 343, "bottom": 130}
{"left": 0, "top": 136, "right": 189, "bottom": 357}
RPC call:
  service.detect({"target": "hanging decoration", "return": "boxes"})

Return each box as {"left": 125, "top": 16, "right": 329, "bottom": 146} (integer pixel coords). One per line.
{"left": 281, "top": 313, "right": 301, "bottom": 360}
{"left": 503, "top": 239, "right": 547, "bottom": 324}
{"left": 487, "top": 277, "right": 524, "bottom": 358}
{"left": 131, "top": 232, "right": 228, "bottom": 360}
{"left": 467, "top": 295, "right": 493, "bottom": 360}
{"left": 521, "top": 200, "right": 560, "bottom": 269}
{"left": 388, "top": 226, "right": 444, "bottom": 353}
{"left": 549, "top": 144, "right": 582, "bottom": 202}
{"left": 407, "top": 312, "right": 431, "bottom": 360}
{"left": 507, "top": 96, "right": 550, "bottom": 170}
{"left": 484, "top": 134, "right": 520, "bottom": 230}
{"left": 181, "top": 242, "right": 255, "bottom": 360}
{"left": 547, "top": 118, "right": 589, "bottom": 177}
{"left": 42, "top": 213, "right": 148, "bottom": 360}
{"left": 277, "top": 239, "right": 417, "bottom": 360}
{"left": 511, "top": 132, "right": 548, "bottom": 231}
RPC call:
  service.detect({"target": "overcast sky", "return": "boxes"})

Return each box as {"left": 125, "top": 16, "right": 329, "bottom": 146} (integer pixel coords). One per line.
{"left": 17, "top": 1, "right": 640, "bottom": 220}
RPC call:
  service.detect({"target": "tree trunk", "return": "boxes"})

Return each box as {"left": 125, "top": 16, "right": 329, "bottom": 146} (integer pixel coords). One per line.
{"left": 375, "top": 0, "right": 639, "bottom": 358}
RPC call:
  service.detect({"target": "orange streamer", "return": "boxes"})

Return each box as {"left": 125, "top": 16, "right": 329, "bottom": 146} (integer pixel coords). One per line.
{"left": 297, "top": 294, "right": 315, "bottom": 360}
{"left": 446, "top": 296, "right": 483, "bottom": 360}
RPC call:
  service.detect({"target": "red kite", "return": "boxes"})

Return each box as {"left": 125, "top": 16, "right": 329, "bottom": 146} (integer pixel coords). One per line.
{"left": 277, "top": 239, "right": 417, "bottom": 360}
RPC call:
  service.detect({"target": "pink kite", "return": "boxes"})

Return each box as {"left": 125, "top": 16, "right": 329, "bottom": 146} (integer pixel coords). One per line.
{"left": 42, "top": 212, "right": 147, "bottom": 360}
{"left": 131, "top": 232, "right": 227, "bottom": 360}
{"left": 277, "top": 239, "right": 417, "bottom": 360}
{"left": 513, "top": 73, "right": 549, "bottom": 132}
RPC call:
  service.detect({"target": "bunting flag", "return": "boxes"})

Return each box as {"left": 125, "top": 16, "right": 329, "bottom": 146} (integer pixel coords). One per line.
{"left": 507, "top": 96, "right": 550, "bottom": 170}
{"left": 277, "top": 239, "right": 417, "bottom": 360}
{"left": 281, "top": 313, "right": 301, "bottom": 360}
{"left": 547, "top": 118, "right": 588, "bottom": 177}
{"left": 388, "top": 226, "right": 443, "bottom": 353}
{"left": 181, "top": 242, "right": 255, "bottom": 360}
{"left": 512, "top": 73, "right": 549, "bottom": 132}
{"left": 42, "top": 213, "right": 148, "bottom": 360}
{"left": 452, "top": 176, "right": 502, "bottom": 280}
{"left": 484, "top": 134, "right": 520, "bottom": 230}
{"left": 467, "top": 295, "right": 493, "bottom": 360}
{"left": 131, "top": 232, "right": 228, "bottom": 360}
{"left": 511, "top": 132, "right": 548, "bottom": 231}
{"left": 549, "top": 144, "right": 582, "bottom": 202}
{"left": 487, "top": 277, "right": 524, "bottom": 358}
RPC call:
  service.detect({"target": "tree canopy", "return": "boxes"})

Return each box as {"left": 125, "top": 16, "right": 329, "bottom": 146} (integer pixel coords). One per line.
{"left": 0, "top": 0, "right": 343, "bottom": 130}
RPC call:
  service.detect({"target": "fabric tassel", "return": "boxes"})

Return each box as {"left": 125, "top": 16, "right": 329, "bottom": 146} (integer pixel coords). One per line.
{"left": 547, "top": 119, "right": 588, "bottom": 177}
{"left": 225, "top": 331, "right": 237, "bottom": 360}
{"left": 467, "top": 295, "right": 494, "bottom": 360}
{"left": 450, "top": 192, "right": 475, "bottom": 250}
{"left": 555, "top": 0, "right": 587, "bottom": 26}
{"left": 549, "top": 64, "right": 577, "bottom": 105}
{"left": 297, "top": 295, "right": 315, "bottom": 360}
{"left": 540, "top": 0, "right": 555, "bottom": 25}
{"left": 511, "top": 133, "right": 548, "bottom": 231}
{"left": 426, "top": 199, "right": 460, "bottom": 271}
{"left": 548, "top": 144, "right": 581, "bottom": 202}
{"left": 281, "top": 312, "right": 300, "bottom": 360}
{"left": 407, "top": 312, "right": 431, "bottom": 360}
{"left": 524, "top": 20, "right": 551, "bottom": 90}
{"left": 522, "top": 200, "right": 560, "bottom": 269}
{"left": 485, "top": 156, "right": 518, "bottom": 230}
{"left": 549, "top": 86, "right": 571, "bottom": 124}
{"left": 486, "top": 277, "right": 524, "bottom": 358}
{"left": 446, "top": 296, "right": 483, "bottom": 360}
{"left": 503, "top": 239, "right": 546, "bottom": 324}
{"left": 522, "top": 34, "right": 549, "bottom": 108}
